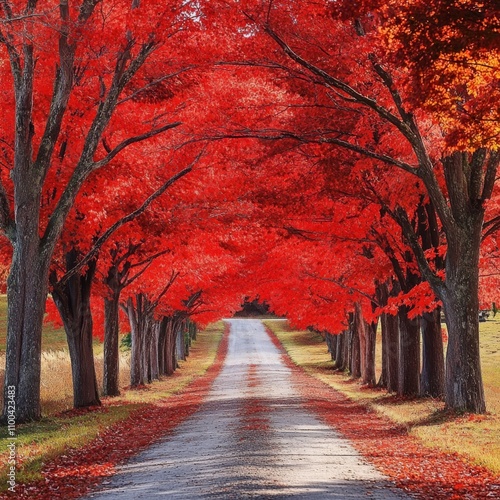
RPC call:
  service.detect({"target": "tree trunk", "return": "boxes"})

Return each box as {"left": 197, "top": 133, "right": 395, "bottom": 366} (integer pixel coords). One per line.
{"left": 103, "top": 291, "right": 121, "bottom": 396}
{"left": 190, "top": 321, "right": 197, "bottom": 341}
{"left": 326, "top": 333, "right": 337, "bottom": 361}
{"left": 440, "top": 218, "right": 486, "bottom": 412}
{"left": 386, "top": 311, "right": 400, "bottom": 393}
{"left": 421, "top": 308, "right": 445, "bottom": 398}
{"left": 126, "top": 294, "right": 161, "bottom": 387}
{"left": 51, "top": 250, "right": 100, "bottom": 408}
{"left": 149, "top": 321, "right": 160, "bottom": 381}
{"left": 397, "top": 306, "right": 420, "bottom": 397}
{"left": 356, "top": 304, "right": 367, "bottom": 379}
{"left": 65, "top": 316, "right": 101, "bottom": 408}
{"left": 164, "top": 317, "right": 178, "bottom": 376}
{"left": 335, "top": 331, "right": 344, "bottom": 370}
{"left": 2, "top": 249, "right": 49, "bottom": 422}
{"left": 127, "top": 297, "right": 142, "bottom": 387}
{"left": 350, "top": 315, "right": 361, "bottom": 379}
{"left": 375, "top": 282, "right": 389, "bottom": 388}
{"left": 184, "top": 319, "right": 191, "bottom": 357}
{"left": 176, "top": 323, "right": 186, "bottom": 362}
{"left": 363, "top": 319, "right": 377, "bottom": 386}
{"left": 402, "top": 151, "right": 495, "bottom": 411}
{"left": 378, "top": 311, "right": 388, "bottom": 389}
{"left": 158, "top": 317, "right": 168, "bottom": 376}
{"left": 342, "top": 329, "right": 349, "bottom": 371}
{"left": 141, "top": 311, "right": 153, "bottom": 384}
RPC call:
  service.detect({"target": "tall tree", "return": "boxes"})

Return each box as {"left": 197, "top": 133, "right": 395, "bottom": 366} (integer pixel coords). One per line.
{"left": 218, "top": 0, "right": 500, "bottom": 412}
{"left": 0, "top": 0, "right": 200, "bottom": 423}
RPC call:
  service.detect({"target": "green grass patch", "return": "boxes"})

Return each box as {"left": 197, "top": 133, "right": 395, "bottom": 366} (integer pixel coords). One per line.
{"left": 264, "top": 318, "right": 500, "bottom": 475}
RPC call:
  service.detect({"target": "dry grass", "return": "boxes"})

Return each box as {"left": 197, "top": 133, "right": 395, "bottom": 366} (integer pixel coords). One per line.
{"left": 0, "top": 322, "right": 224, "bottom": 490}
{"left": 0, "top": 350, "right": 131, "bottom": 415}
{"left": 264, "top": 318, "right": 500, "bottom": 475}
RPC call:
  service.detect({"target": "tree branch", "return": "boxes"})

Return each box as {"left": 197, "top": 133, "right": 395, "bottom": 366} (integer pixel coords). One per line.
{"left": 190, "top": 128, "right": 418, "bottom": 172}
{"left": 91, "top": 122, "right": 182, "bottom": 170}
{"left": 263, "top": 25, "right": 416, "bottom": 140}
{"left": 392, "top": 206, "right": 445, "bottom": 296}
{"left": 481, "top": 150, "right": 500, "bottom": 201}
{"left": 149, "top": 270, "right": 180, "bottom": 312}
{"left": 262, "top": 23, "right": 455, "bottom": 236}
{"left": 124, "top": 250, "right": 171, "bottom": 287}
{"left": 304, "top": 271, "right": 379, "bottom": 306}
{"left": 34, "top": 0, "right": 81, "bottom": 185}
{"left": 57, "top": 158, "right": 197, "bottom": 286}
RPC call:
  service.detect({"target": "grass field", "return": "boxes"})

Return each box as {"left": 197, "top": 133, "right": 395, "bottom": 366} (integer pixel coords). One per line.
{"left": 264, "top": 318, "right": 500, "bottom": 475}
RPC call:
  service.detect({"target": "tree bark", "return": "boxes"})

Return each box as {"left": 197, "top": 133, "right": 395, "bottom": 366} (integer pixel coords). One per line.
{"left": 356, "top": 304, "right": 367, "bottom": 378}
{"left": 397, "top": 306, "right": 420, "bottom": 397}
{"left": 342, "top": 329, "right": 350, "bottom": 371}
{"left": 127, "top": 297, "right": 141, "bottom": 387}
{"left": 190, "top": 321, "right": 197, "bottom": 341}
{"left": 103, "top": 291, "right": 121, "bottom": 396}
{"left": 376, "top": 281, "right": 389, "bottom": 389}
{"left": 326, "top": 332, "right": 337, "bottom": 361}
{"left": 421, "top": 308, "right": 445, "bottom": 398}
{"left": 2, "top": 249, "right": 49, "bottom": 422}
{"left": 440, "top": 209, "right": 486, "bottom": 412}
{"left": 176, "top": 322, "right": 186, "bottom": 362}
{"left": 158, "top": 317, "right": 168, "bottom": 376}
{"left": 51, "top": 250, "right": 100, "bottom": 408}
{"left": 335, "top": 331, "right": 345, "bottom": 370}
{"left": 363, "top": 319, "right": 377, "bottom": 386}
{"left": 350, "top": 314, "right": 361, "bottom": 379}
{"left": 378, "top": 311, "right": 388, "bottom": 389}
{"left": 127, "top": 293, "right": 155, "bottom": 387}
{"left": 164, "top": 316, "right": 179, "bottom": 376}
{"left": 149, "top": 321, "right": 160, "bottom": 381}
{"left": 386, "top": 311, "right": 400, "bottom": 393}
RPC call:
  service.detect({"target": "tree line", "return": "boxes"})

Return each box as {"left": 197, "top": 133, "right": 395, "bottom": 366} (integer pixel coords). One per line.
{"left": 1, "top": 0, "right": 499, "bottom": 423}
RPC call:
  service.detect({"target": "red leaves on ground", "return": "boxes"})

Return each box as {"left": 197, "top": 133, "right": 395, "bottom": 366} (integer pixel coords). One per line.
{"left": 266, "top": 327, "right": 500, "bottom": 499}
{"left": 2, "top": 327, "right": 229, "bottom": 500}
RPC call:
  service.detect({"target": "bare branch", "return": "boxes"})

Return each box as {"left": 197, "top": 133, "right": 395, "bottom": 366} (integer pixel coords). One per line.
{"left": 189, "top": 128, "right": 418, "bottom": 172}
{"left": 92, "top": 122, "right": 182, "bottom": 170}
{"left": 116, "top": 67, "right": 195, "bottom": 106}
{"left": 0, "top": 12, "right": 45, "bottom": 23}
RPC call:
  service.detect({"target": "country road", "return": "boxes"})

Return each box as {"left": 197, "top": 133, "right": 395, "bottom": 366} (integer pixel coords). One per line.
{"left": 84, "top": 319, "right": 411, "bottom": 499}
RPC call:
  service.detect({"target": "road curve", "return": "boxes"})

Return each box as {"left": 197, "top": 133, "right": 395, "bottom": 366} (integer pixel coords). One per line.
{"left": 84, "top": 319, "right": 410, "bottom": 499}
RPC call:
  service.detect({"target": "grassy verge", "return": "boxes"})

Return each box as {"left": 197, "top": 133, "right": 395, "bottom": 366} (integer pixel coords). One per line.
{"left": 0, "top": 322, "right": 224, "bottom": 491}
{"left": 264, "top": 318, "right": 500, "bottom": 475}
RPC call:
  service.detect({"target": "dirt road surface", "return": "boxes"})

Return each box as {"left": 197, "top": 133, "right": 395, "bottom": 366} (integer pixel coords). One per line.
{"left": 84, "top": 319, "right": 411, "bottom": 499}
